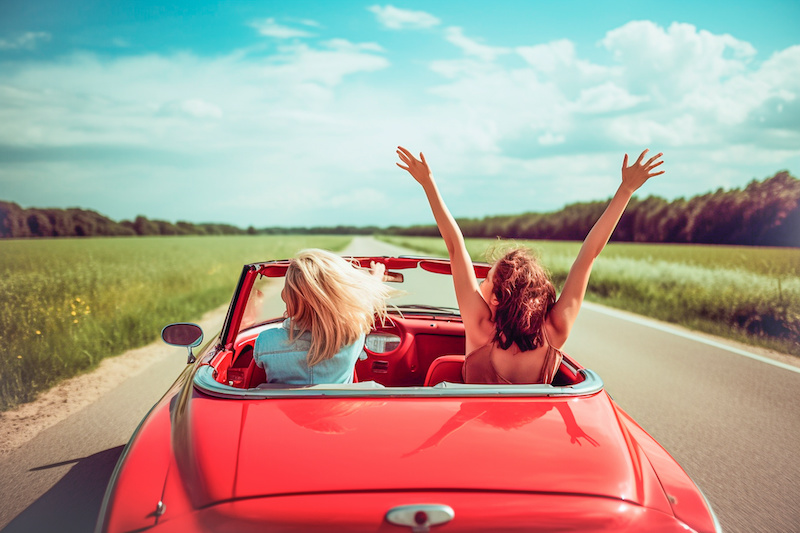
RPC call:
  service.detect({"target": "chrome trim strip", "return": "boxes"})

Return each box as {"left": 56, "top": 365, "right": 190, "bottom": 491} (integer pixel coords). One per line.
{"left": 193, "top": 366, "right": 604, "bottom": 399}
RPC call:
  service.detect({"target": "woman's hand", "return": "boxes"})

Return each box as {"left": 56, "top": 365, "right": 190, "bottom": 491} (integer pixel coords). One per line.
{"left": 396, "top": 146, "right": 434, "bottom": 188}
{"left": 369, "top": 261, "right": 386, "bottom": 280}
{"left": 548, "top": 148, "right": 664, "bottom": 345}
{"left": 621, "top": 149, "right": 664, "bottom": 194}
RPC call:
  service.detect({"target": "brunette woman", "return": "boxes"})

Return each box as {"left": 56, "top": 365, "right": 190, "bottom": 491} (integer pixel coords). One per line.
{"left": 396, "top": 146, "right": 664, "bottom": 384}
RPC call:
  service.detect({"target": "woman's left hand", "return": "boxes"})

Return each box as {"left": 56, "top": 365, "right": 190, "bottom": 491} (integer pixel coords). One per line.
{"left": 396, "top": 146, "right": 434, "bottom": 188}
{"left": 621, "top": 149, "right": 665, "bottom": 194}
{"left": 369, "top": 261, "right": 386, "bottom": 280}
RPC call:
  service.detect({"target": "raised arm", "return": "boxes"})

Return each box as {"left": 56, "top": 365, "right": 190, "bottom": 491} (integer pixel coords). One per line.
{"left": 547, "top": 149, "right": 664, "bottom": 346}
{"left": 396, "top": 146, "right": 493, "bottom": 345}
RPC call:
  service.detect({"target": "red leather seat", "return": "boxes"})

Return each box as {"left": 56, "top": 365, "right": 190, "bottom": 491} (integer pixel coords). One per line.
{"left": 249, "top": 364, "right": 267, "bottom": 388}
{"left": 423, "top": 355, "right": 466, "bottom": 386}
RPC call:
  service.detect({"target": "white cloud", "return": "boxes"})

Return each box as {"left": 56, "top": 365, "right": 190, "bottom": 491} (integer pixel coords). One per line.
{"left": 0, "top": 39, "right": 391, "bottom": 150}
{"left": 426, "top": 58, "right": 571, "bottom": 149}
{"left": 444, "top": 27, "right": 509, "bottom": 62}
{"left": 574, "top": 82, "right": 648, "bottom": 114}
{"left": 327, "top": 188, "right": 388, "bottom": 209}
{"left": 368, "top": 5, "right": 440, "bottom": 30}
{"left": 516, "top": 39, "right": 611, "bottom": 82}
{"left": 601, "top": 21, "right": 757, "bottom": 97}
{"left": 323, "top": 39, "right": 385, "bottom": 53}
{"left": 538, "top": 132, "right": 565, "bottom": 146}
{"left": 267, "top": 42, "right": 389, "bottom": 87}
{"left": 759, "top": 45, "right": 800, "bottom": 85}
{"left": 295, "top": 19, "right": 321, "bottom": 28}
{"left": 0, "top": 32, "right": 51, "bottom": 50}
{"left": 606, "top": 114, "right": 703, "bottom": 146}
{"left": 517, "top": 39, "right": 576, "bottom": 73}
{"left": 159, "top": 98, "right": 223, "bottom": 119}
{"left": 596, "top": 22, "right": 800, "bottom": 132}
{"left": 249, "top": 18, "right": 314, "bottom": 39}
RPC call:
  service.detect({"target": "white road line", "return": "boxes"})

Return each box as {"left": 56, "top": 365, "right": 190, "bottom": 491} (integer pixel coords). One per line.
{"left": 583, "top": 302, "right": 800, "bottom": 374}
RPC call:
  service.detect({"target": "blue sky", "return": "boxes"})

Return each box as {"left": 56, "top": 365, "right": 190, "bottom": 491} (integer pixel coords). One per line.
{"left": 1, "top": 1, "right": 799, "bottom": 227}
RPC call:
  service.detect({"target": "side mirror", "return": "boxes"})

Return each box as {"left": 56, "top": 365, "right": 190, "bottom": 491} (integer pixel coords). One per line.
{"left": 161, "top": 323, "right": 204, "bottom": 364}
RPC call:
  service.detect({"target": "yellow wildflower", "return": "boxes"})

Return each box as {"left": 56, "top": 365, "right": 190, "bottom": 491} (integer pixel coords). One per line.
{"left": 35, "top": 330, "right": 41, "bottom": 335}
{"left": 73, "top": 319, "right": 79, "bottom": 324}
{"left": 71, "top": 311, "right": 77, "bottom": 316}
{"left": 76, "top": 297, "right": 81, "bottom": 302}
{"left": 17, "top": 355, "right": 22, "bottom": 359}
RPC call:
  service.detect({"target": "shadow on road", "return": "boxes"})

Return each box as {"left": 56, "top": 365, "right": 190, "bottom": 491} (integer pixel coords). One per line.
{"left": 1, "top": 445, "right": 123, "bottom": 533}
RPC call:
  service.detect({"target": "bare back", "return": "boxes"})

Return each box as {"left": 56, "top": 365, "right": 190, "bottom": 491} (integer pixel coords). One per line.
{"left": 463, "top": 326, "right": 563, "bottom": 385}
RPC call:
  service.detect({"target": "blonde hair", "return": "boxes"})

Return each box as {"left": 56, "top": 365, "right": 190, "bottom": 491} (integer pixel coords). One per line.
{"left": 282, "top": 249, "right": 392, "bottom": 367}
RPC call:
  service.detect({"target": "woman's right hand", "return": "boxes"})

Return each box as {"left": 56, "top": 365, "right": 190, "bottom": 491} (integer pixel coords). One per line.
{"left": 395, "top": 145, "right": 490, "bottom": 352}
{"left": 621, "top": 149, "right": 664, "bottom": 194}
{"left": 396, "top": 146, "right": 434, "bottom": 187}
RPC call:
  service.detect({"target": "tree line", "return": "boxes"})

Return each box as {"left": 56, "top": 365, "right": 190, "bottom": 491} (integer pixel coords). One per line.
{"left": 1, "top": 171, "right": 798, "bottom": 246}
{"left": 385, "top": 171, "right": 800, "bottom": 247}
{"left": 0, "top": 205, "right": 247, "bottom": 238}
{"left": 0, "top": 201, "right": 385, "bottom": 239}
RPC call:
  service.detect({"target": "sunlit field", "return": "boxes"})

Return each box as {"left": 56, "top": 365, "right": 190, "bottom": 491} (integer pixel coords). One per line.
{"left": 378, "top": 236, "right": 800, "bottom": 356}
{"left": 0, "top": 235, "right": 349, "bottom": 411}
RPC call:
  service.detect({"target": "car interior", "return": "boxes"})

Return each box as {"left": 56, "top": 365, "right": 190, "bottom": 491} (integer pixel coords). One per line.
{"left": 209, "top": 313, "right": 586, "bottom": 391}
{"left": 182, "top": 258, "right": 590, "bottom": 393}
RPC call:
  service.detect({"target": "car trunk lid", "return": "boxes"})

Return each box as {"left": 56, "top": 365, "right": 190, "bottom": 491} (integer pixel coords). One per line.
{"left": 180, "top": 391, "right": 651, "bottom": 508}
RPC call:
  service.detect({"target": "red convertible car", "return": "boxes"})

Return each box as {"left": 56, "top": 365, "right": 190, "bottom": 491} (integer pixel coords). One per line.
{"left": 96, "top": 256, "right": 721, "bottom": 533}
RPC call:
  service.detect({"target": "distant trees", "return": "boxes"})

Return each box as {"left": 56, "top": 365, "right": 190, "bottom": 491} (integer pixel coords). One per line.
{"left": 2, "top": 171, "right": 798, "bottom": 246}
{"left": 0, "top": 203, "right": 247, "bottom": 238}
{"left": 386, "top": 171, "right": 800, "bottom": 247}
{"left": 259, "top": 225, "right": 382, "bottom": 236}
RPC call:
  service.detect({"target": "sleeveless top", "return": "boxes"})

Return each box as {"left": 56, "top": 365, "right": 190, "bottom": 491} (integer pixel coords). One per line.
{"left": 462, "top": 327, "right": 563, "bottom": 385}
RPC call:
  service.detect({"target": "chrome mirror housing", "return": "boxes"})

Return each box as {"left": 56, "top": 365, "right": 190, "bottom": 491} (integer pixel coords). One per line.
{"left": 161, "top": 323, "right": 204, "bottom": 364}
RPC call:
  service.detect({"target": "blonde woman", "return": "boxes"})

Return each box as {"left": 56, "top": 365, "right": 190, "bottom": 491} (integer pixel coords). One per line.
{"left": 254, "top": 249, "right": 391, "bottom": 384}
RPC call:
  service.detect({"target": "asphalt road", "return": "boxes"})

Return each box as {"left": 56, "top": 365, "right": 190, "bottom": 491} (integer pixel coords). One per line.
{"left": 563, "top": 304, "right": 800, "bottom": 533}
{"left": 1, "top": 236, "right": 798, "bottom": 533}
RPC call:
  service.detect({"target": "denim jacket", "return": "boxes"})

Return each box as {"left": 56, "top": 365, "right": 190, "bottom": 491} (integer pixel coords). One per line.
{"left": 254, "top": 319, "right": 365, "bottom": 385}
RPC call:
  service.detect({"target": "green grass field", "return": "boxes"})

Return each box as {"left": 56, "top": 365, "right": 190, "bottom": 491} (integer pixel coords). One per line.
{"left": 378, "top": 236, "right": 800, "bottom": 356}
{"left": 0, "top": 235, "right": 349, "bottom": 411}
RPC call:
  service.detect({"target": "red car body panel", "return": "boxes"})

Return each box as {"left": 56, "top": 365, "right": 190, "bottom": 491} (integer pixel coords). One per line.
{"left": 181, "top": 393, "right": 638, "bottom": 503}
{"left": 138, "top": 492, "right": 699, "bottom": 533}
{"left": 96, "top": 256, "right": 721, "bottom": 533}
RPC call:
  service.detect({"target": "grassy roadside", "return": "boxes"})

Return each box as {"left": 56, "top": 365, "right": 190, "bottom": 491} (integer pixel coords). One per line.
{"left": 378, "top": 236, "right": 800, "bottom": 357}
{"left": 0, "top": 235, "right": 350, "bottom": 411}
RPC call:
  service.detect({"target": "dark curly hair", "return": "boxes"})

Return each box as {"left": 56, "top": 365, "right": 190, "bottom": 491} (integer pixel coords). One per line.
{"left": 491, "top": 248, "right": 556, "bottom": 352}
